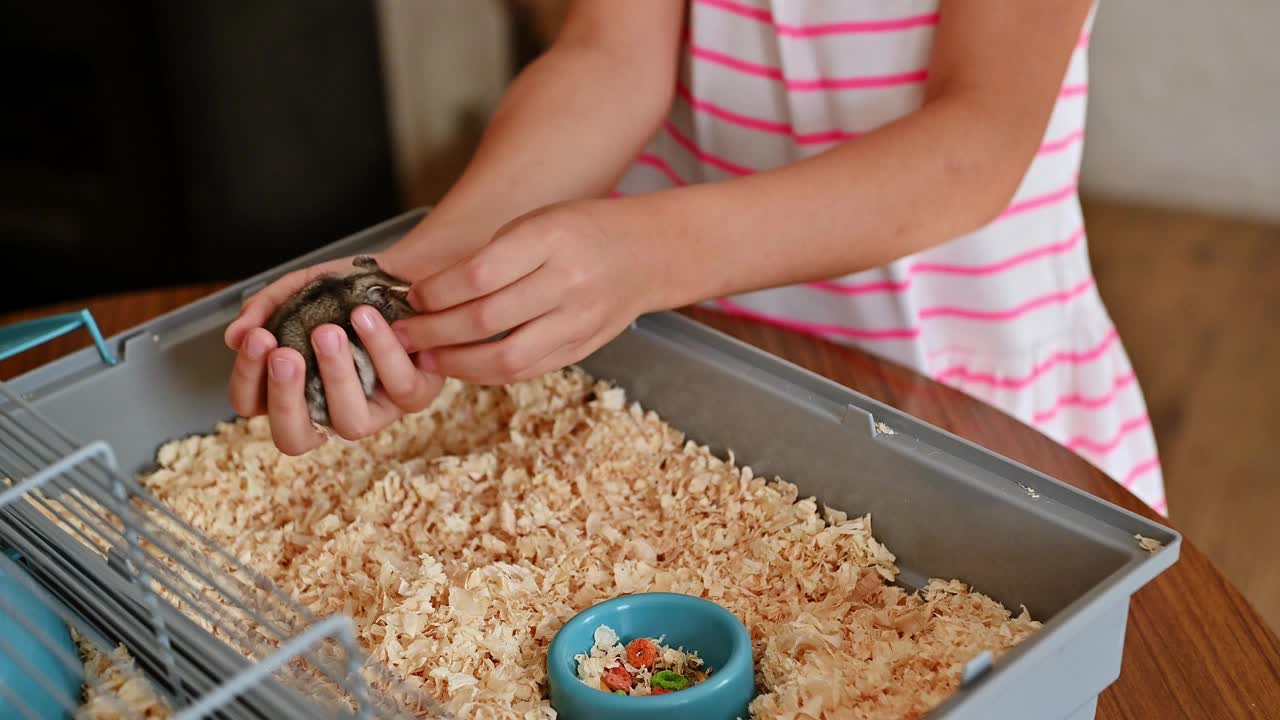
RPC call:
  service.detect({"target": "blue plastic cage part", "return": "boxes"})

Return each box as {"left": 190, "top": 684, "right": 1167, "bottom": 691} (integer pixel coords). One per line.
{"left": 0, "top": 310, "right": 116, "bottom": 366}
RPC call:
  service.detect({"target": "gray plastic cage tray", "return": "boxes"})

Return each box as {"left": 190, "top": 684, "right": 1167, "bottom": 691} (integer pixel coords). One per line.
{"left": 7, "top": 208, "right": 1180, "bottom": 720}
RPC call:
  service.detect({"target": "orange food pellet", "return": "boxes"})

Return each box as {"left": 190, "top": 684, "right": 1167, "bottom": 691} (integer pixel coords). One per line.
{"left": 651, "top": 687, "right": 672, "bottom": 696}
{"left": 626, "top": 638, "right": 658, "bottom": 669}
{"left": 603, "top": 665, "right": 632, "bottom": 692}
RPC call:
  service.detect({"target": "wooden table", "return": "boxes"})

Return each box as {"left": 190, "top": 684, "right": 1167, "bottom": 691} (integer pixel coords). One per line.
{"left": 3, "top": 286, "right": 1279, "bottom": 719}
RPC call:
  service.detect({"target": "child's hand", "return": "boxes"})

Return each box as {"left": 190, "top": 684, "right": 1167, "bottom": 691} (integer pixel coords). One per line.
{"left": 392, "top": 200, "right": 658, "bottom": 385}
{"left": 223, "top": 255, "right": 441, "bottom": 455}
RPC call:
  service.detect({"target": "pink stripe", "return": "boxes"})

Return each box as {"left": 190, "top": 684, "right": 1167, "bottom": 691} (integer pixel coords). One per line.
{"left": 676, "top": 85, "right": 792, "bottom": 135}
{"left": 1032, "top": 371, "right": 1137, "bottom": 425}
{"left": 679, "top": 82, "right": 1079, "bottom": 153}
{"left": 664, "top": 122, "right": 755, "bottom": 176}
{"left": 935, "top": 328, "right": 1120, "bottom": 389}
{"left": 689, "top": 38, "right": 1073, "bottom": 97}
{"left": 713, "top": 298, "right": 920, "bottom": 340}
{"left": 696, "top": 0, "right": 939, "bottom": 36}
{"left": 1038, "top": 129, "right": 1085, "bottom": 156}
{"left": 919, "top": 277, "right": 1094, "bottom": 321}
{"left": 1150, "top": 497, "right": 1168, "bottom": 514}
{"left": 715, "top": 275, "right": 1096, "bottom": 344}
{"left": 911, "top": 226, "right": 1085, "bottom": 277}
{"left": 812, "top": 226, "right": 1086, "bottom": 296}
{"left": 999, "top": 181, "right": 1077, "bottom": 219}
{"left": 1077, "top": 32, "right": 1091, "bottom": 49}
{"left": 1122, "top": 457, "right": 1162, "bottom": 489}
{"left": 607, "top": 190, "right": 623, "bottom": 198}
{"left": 689, "top": 41, "right": 927, "bottom": 91}
{"left": 680, "top": 76, "right": 1081, "bottom": 153}
{"left": 676, "top": 85, "right": 862, "bottom": 145}
{"left": 1065, "top": 413, "right": 1151, "bottom": 456}
{"left": 808, "top": 278, "right": 912, "bottom": 295}
{"left": 796, "top": 128, "right": 862, "bottom": 144}
{"left": 777, "top": 14, "right": 939, "bottom": 36}
{"left": 787, "top": 70, "right": 928, "bottom": 92}
{"left": 689, "top": 43, "right": 783, "bottom": 81}
{"left": 635, "top": 152, "right": 688, "bottom": 186}
{"left": 697, "top": 0, "right": 771, "bottom": 22}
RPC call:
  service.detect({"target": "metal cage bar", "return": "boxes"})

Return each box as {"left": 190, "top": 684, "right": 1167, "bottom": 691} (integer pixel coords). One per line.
{"left": 0, "top": 374, "right": 450, "bottom": 719}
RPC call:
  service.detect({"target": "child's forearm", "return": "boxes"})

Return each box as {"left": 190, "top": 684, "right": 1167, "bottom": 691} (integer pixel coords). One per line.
{"left": 386, "top": 3, "right": 684, "bottom": 272}
{"left": 619, "top": 94, "right": 1039, "bottom": 310}
{"left": 621, "top": 0, "right": 1092, "bottom": 312}
{"left": 436, "top": 48, "right": 671, "bottom": 225}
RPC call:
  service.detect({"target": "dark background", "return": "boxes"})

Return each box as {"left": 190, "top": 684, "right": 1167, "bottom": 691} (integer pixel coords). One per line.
{"left": 0, "top": 0, "right": 544, "bottom": 314}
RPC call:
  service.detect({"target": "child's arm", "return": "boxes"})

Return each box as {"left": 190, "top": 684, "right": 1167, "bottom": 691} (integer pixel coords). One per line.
{"left": 223, "top": 0, "right": 685, "bottom": 454}
{"left": 380, "top": 0, "right": 687, "bottom": 275}
{"left": 640, "top": 0, "right": 1096, "bottom": 308}
{"left": 393, "top": 0, "right": 1095, "bottom": 384}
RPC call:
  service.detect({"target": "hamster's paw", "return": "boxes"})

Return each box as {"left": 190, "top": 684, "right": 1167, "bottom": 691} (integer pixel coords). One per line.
{"left": 351, "top": 344, "right": 377, "bottom": 399}
{"left": 305, "top": 372, "right": 330, "bottom": 427}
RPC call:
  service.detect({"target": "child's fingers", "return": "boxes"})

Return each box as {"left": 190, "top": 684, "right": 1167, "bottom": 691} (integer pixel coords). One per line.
{"left": 310, "top": 325, "right": 377, "bottom": 441}
{"left": 224, "top": 301, "right": 270, "bottom": 351}
{"left": 505, "top": 324, "right": 616, "bottom": 384}
{"left": 224, "top": 271, "right": 306, "bottom": 350}
{"left": 365, "top": 388, "right": 430, "bottom": 429}
{"left": 228, "top": 328, "right": 276, "bottom": 417}
{"left": 224, "top": 258, "right": 354, "bottom": 350}
{"left": 394, "top": 267, "right": 561, "bottom": 353}
{"left": 410, "top": 238, "right": 545, "bottom": 313}
{"left": 265, "top": 348, "right": 324, "bottom": 455}
{"left": 430, "top": 311, "right": 574, "bottom": 385}
{"left": 350, "top": 306, "right": 441, "bottom": 413}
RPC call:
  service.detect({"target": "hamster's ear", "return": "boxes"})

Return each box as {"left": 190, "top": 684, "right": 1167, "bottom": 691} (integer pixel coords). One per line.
{"left": 366, "top": 285, "right": 387, "bottom": 304}
{"left": 353, "top": 256, "right": 379, "bottom": 271}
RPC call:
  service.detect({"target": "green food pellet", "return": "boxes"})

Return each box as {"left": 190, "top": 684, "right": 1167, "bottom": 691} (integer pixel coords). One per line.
{"left": 651, "top": 670, "right": 689, "bottom": 691}
{"left": 614, "top": 690, "right": 628, "bottom": 696}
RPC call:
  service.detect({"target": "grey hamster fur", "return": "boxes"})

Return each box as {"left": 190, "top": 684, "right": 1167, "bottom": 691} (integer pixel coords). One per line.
{"left": 263, "top": 256, "right": 415, "bottom": 426}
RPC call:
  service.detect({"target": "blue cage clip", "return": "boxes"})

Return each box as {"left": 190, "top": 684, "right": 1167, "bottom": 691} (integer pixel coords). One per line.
{"left": 0, "top": 309, "right": 117, "bottom": 366}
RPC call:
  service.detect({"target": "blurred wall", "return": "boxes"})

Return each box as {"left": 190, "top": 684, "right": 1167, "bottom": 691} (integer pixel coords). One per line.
{"left": 374, "top": 0, "right": 510, "bottom": 207}
{"left": 1081, "top": 0, "right": 1280, "bottom": 222}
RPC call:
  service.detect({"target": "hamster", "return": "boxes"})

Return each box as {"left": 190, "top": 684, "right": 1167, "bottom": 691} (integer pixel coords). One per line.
{"left": 263, "top": 255, "right": 416, "bottom": 427}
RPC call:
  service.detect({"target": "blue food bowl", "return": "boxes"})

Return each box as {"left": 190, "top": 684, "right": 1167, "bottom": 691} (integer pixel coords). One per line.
{"left": 0, "top": 550, "right": 84, "bottom": 719}
{"left": 547, "top": 593, "right": 755, "bottom": 720}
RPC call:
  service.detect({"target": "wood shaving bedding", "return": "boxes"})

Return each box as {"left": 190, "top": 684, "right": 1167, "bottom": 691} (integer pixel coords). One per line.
{"left": 72, "top": 628, "right": 171, "bottom": 719}
{"left": 57, "top": 369, "right": 1039, "bottom": 719}
{"left": 1135, "top": 534, "right": 1164, "bottom": 553}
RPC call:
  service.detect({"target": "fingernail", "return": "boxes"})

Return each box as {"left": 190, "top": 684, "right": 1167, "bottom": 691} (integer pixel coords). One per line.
{"left": 353, "top": 307, "right": 377, "bottom": 332}
{"left": 314, "top": 328, "right": 342, "bottom": 355}
{"left": 269, "top": 356, "right": 295, "bottom": 381}
{"left": 415, "top": 352, "right": 436, "bottom": 372}
{"left": 244, "top": 333, "right": 269, "bottom": 359}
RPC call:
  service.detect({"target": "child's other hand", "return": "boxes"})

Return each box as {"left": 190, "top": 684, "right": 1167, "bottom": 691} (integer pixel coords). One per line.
{"left": 223, "top": 255, "right": 441, "bottom": 455}
{"left": 392, "top": 200, "right": 657, "bottom": 385}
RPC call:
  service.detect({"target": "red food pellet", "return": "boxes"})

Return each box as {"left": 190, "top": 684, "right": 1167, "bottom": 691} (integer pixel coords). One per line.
{"left": 603, "top": 665, "right": 632, "bottom": 692}
{"left": 626, "top": 638, "right": 658, "bottom": 669}
{"left": 651, "top": 687, "right": 672, "bottom": 695}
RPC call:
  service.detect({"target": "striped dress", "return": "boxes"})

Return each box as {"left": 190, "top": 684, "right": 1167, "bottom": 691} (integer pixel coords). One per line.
{"left": 611, "top": 0, "right": 1167, "bottom": 515}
